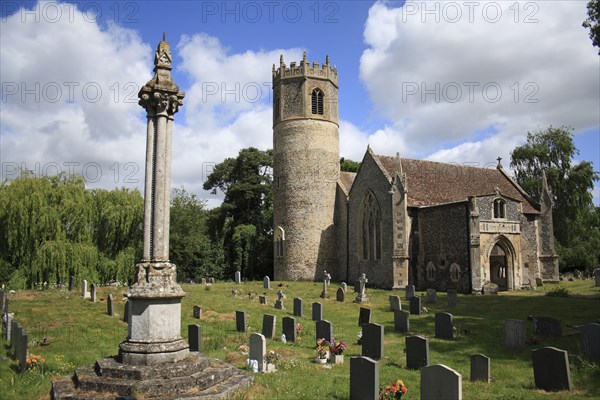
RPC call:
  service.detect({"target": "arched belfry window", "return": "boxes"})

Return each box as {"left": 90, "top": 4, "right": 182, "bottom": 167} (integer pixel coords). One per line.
{"left": 493, "top": 198, "right": 506, "bottom": 219}
{"left": 274, "top": 226, "right": 285, "bottom": 258}
{"left": 360, "top": 191, "right": 381, "bottom": 261}
{"left": 311, "top": 89, "right": 324, "bottom": 115}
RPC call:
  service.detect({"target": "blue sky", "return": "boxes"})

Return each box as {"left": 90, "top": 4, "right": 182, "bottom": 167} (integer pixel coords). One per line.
{"left": 1, "top": 1, "right": 598, "bottom": 207}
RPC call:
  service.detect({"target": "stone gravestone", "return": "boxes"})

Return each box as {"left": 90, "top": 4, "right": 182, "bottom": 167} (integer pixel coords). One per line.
{"left": 421, "top": 364, "right": 462, "bottom": 400}
{"left": 320, "top": 270, "right": 331, "bottom": 298}
{"left": 262, "top": 314, "right": 276, "bottom": 339}
{"left": 107, "top": 294, "right": 114, "bottom": 316}
{"left": 263, "top": 276, "right": 270, "bottom": 289}
{"left": 354, "top": 273, "right": 369, "bottom": 303}
{"left": 580, "top": 323, "right": 600, "bottom": 362}
{"left": 90, "top": 284, "right": 97, "bottom": 302}
{"left": 188, "top": 324, "right": 202, "bottom": 352}
{"left": 504, "top": 319, "right": 525, "bottom": 349}
{"left": 350, "top": 356, "right": 379, "bottom": 400}
{"left": 3, "top": 313, "right": 13, "bottom": 341}
{"left": 340, "top": 282, "right": 347, "bottom": 292}
{"left": 274, "top": 298, "right": 284, "bottom": 310}
{"left": 293, "top": 298, "right": 303, "bottom": 317}
{"left": 3, "top": 295, "right": 8, "bottom": 313}
{"left": 389, "top": 295, "right": 401, "bottom": 311}
{"left": 426, "top": 288, "right": 437, "bottom": 303}
{"left": 68, "top": 275, "right": 74, "bottom": 291}
{"left": 470, "top": 354, "right": 490, "bottom": 383}
{"left": 312, "top": 302, "right": 323, "bottom": 321}
{"left": 316, "top": 320, "right": 333, "bottom": 344}
{"left": 394, "top": 310, "right": 409, "bottom": 333}
{"left": 531, "top": 347, "right": 572, "bottom": 392}
{"left": 405, "top": 284, "right": 415, "bottom": 300}
{"left": 282, "top": 316, "right": 296, "bottom": 343}
{"left": 594, "top": 269, "right": 600, "bottom": 287}
{"left": 435, "top": 312, "right": 454, "bottom": 340}
{"left": 362, "top": 323, "right": 384, "bottom": 360}
{"left": 234, "top": 271, "right": 241, "bottom": 284}
{"left": 447, "top": 290, "right": 458, "bottom": 307}
{"left": 336, "top": 287, "right": 345, "bottom": 302}
{"left": 193, "top": 305, "right": 202, "bottom": 319}
{"left": 409, "top": 296, "right": 422, "bottom": 316}
{"left": 0, "top": 289, "right": 4, "bottom": 311}
{"left": 534, "top": 316, "right": 562, "bottom": 336}
{"left": 249, "top": 333, "right": 266, "bottom": 372}
{"left": 200, "top": 278, "right": 207, "bottom": 284}
{"left": 358, "top": 307, "right": 372, "bottom": 326}
{"left": 259, "top": 295, "right": 266, "bottom": 305}
{"left": 236, "top": 311, "right": 247, "bottom": 333}
{"left": 81, "top": 280, "right": 88, "bottom": 298}
{"left": 406, "top": 335, "right": 429, "bottom": 370}
{"left": 123, "top": 300, "right": 130, "bottom": 323}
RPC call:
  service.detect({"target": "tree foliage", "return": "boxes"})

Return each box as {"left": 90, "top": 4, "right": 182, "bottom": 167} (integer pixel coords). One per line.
{"left": 340, "top": 157, "right": 361, "bottom": 172}
{"left": 583, "top": 0, "right": 600, "bottom": 54}
{"left": 511, "top": 126, "right": 600, "bottom": 270}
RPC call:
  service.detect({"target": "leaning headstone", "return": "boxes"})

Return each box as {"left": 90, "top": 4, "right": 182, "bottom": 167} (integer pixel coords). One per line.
{"left": 340, "top": 282, "right": 348, "bottom": 292}
{"left": 249, "top": 333, "right": 266, "bottom": 372}
{"left": 409, "top": 296, "right": 422, "bottom": 315}
{"left": 362, "top": 323, "right": 384, "bottom": 360}
{"left": 405, "top": 284, "right": 415, "bottom": 300}
{"left": 389, "top": 295, "right": 401, "bottom": 311}
{"left": 336, "top": 287, "right": 345, "bottom": 302}
{"left": 68, "top": 275, "right": 74, "bottom": 291}
{"left": 534, "top": 316, "right": 562, "bottom": 336}
{"left": 90, "top": 284, "right": 97, "bottom": 302}
{"left": 394, "top": 310, "right": 409, "bottom": 333}
{"left": 312, "top": 302, "right": 323, "bottom": 321}
{"left": 263, "top": 276, "right": 271, "bottom": 289}
{"left": 531, "top": 347, "right": 572, "bottom": 392}
{"left": 236, "top": 311, "right": 247, "bottom": 333}
{"left": 435, "top": 312, "right": 454, "bottom": 340}
{"left": 421, "top": 364, "right": 462, "bottom": 400}
{"left": 470, "top": 354, "right": 491, "bottom": 383}
{"left": 316, "top": 319, "right": 333, "bottom": 344}
{"left": 107, "top": 294, "right": 114, "bottom": 316}
{"left": 580, "top": 323, "right": 600, "bottom": 362}
{"left": 234, "top": 271, "right": 241, "bottom": 284}
{"left": 123, "top": 300, "right": 130, "bottom": 323}
{"left": 504, "top": 319, "right": 525, "bottom": 349}
{"left": 262, "top": 314, "right": 276, "bottom": 339}
{"left": 259, "top": 295, "right": 266, "bottom": 305}
{"left": 81, "top": 279, "right": 88, "bottom": 298}
{"left": 406, "top": 335, "right": 429, "bottom": 369}
{"left": 358, "top": 307, "right": 372, "bottom": 326}
{"left": 193, "top": 305, "right": 202, "bottom": 319}
{"left": 447, "top": 290, "right": 458, "bottom": 307}
{"left": 282, "top": 316, "right": 296, "bottom": 342}
{"left": 188, "top": 324, "right": 202, "bottom": 352}
{"left": 594, "top": 269, "right": 600, "bottom": 287}
{"left": 350, "top": 356, "right": 379, "bottom": 400}
{"left": 426, "top": 288, "right": 437, "bottom": 303}
{"left": 293, "top": 297, "right": 303, "bottom": 317}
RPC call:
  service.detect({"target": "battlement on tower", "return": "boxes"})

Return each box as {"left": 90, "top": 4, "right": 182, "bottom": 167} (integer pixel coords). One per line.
{"left": 273, "top": 52, "right": 338, "bottom": 87}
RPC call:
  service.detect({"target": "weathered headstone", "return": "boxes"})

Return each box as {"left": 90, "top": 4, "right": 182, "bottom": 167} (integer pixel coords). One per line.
{"left": 188, "top": 324, "right": 202, "bottom": 352}
{"left": 68, "top": 275, "right": 74, "bottom": 291}
{"left": 293, "top": 297, "right": 303, "bottom": 317}
{"left": 350, "top": 356, "right": 379, "bottom": 400}
{"left": 320, "top": 270, "right": 331, "bottom": 298}
{"left": 405, "top": 284, "right": 415, "bottom": 300}
{"left": 470, "top": 354, "right": 490, "bottom": 383}
{"left": 259, "top": 295, "right": 266, "bottom": 305}
{"left": 358, "top": 307, "right": 372, "bottom": 326}
{"left": 316, "top": 319, "right": 333, "bottom": 344}
{"left": 421, "top": 364, "right": 462, "bottom": 400}
{"left": 236, "top": 311, "right": 247, "bottom": 333}
{"left": 340, "top": 282, "right": 348, "bottom": 292}
{"left": 389, "top": 295, "right": 401, "bottom": 311}
{"left": 534, "top": 316, "right": 562, "bottom": 336}
{"left": 435, "top": 312, "right": 454, "bottom": 340}
{"left": 234, "top": 271, "right": 241, "bottom": 284}
{"left": 282, "top": 316, "right": 296, "bottom": 342}
{"left": 123, "top": 300, "right": 130, "bottom": 323}
{"left": 426, "top": 288, "right": 437, "bottom": 303}
{"left": 580, "top": 323, "right": 600, "bottom": 362}
{"left": 336, "top": 287, "right": 345, "bottom": 302}
{"left": 263, "top": 276, "right": 271, "bottom": 289}
{"left": 406, "top": 335, "right": 429, "bottom": 369}
{"left": 3, "top": 313, "right": 13, "bottom": 341}
{"left": 274, "top": 299, "right": 284, "bottom": 310}
{"left": 81, "top": 279, "right": 88, "bottom": 298}
{"left": 504, "top": 319, "right": 525, "bottom": 349}
{"left": 90, "top": 284, "right": 97, "bottom": 302}
{"left": 107, "top": 294, "right": 114, "bottom": 316}
{"left": 362, "top": 323, "right": 384, "bottom": 360}
{"left": 447, "top": 290, "right": 458, "bottom": 307}
{"left": 483, "top": 282, "right": 499, "bottom": 294}
{"left": 409, "top": 296, "right": 422, "bottom": 315}
{"left": 200, "top": 278, "right": 207, "bottom": 284}
{"left": 394, "top": 310, "right": 410, "bottom": 333}
{"left": 193, "top": 305, "right": 202, "bottom": 319}
{"left": 262, "top": 314, "right": 276, "bottom": 339}
{"left": 18, "top": 329, "right": 28, "bottom": 374}
{"left": 312, "top": 302, "right": 322, "bottom": 321}
{"left": 249, "top": 333, "right": 266, "bottom": 372}
{"left": 531, "top": 347, "right": 572, "bottom": 392}
{"left": 354, "top": 273, "right": 369, "bottom": 303}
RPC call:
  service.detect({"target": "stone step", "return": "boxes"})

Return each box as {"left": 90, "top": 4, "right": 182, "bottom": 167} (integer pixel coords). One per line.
{"left": 95, "top": 353, "right": 211, "bottom": 380}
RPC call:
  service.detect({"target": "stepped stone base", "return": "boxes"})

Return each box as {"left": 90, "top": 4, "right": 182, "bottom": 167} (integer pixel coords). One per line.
{"left": 51, "top": 352, "right": 253, "bottom": 400}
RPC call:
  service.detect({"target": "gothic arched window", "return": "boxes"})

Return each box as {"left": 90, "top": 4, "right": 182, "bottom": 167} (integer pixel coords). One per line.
{"left": 311, "top": 89, "right": 324, "bottom": 115}
{"left": 426, "top": 262, "right": 436, "bottom": 281}
{"left": 274, "top": 226, "right": 285, "bottom": 258}
{"left": 360, "top": 191, "right": 381, "bottom": 261}
{"left": 493, "top": 198, "right": 506, "bottom": 219}
{"left": 450, "top": 263, "right": 461, "bottom": 283}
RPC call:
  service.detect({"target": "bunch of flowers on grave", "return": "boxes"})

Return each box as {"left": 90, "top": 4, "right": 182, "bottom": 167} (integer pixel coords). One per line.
{"left": 296, "top": 323, "right": 303, "bottom": 335}
{"left": 26, "top": 353, "right": 46, "bottom": 371}
{"left": 379, "top": 379, "right": 408, "bottom": 399}
{"left": 238, "top": 344, "right": 249, "bottom": 355}
{"left": 265, "top": 350, "right": 281, "bottom": 365}
{"left": 330, "top": 339, "right": 347, "bottom": 355}
{"left": 357, "top": 331, "right": 363, "bottom": 344}
{"left": 316, "top": 338, "right": 330, "bottom": 359}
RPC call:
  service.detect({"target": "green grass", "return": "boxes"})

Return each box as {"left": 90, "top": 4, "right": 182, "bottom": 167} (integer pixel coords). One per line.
{"left": 1, "top": 280, "right": 599, "bottom": 399}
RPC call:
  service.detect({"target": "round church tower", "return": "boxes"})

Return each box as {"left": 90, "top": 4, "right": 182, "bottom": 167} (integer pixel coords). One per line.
{"left": 272, "top": 53, "right": 340, "bottom": 281}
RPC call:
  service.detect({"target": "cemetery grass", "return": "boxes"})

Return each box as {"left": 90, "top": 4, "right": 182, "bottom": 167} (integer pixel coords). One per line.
{"left": 0, "top": 281, "right": 597, "bottom": 400}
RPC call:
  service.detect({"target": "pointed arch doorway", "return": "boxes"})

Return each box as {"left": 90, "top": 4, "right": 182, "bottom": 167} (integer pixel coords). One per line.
{"left": 488, "top": 238, "right": 515, "bottom": 291}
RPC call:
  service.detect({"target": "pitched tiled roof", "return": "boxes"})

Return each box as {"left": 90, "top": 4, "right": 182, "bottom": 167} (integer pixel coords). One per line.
{"left": 375, "top": 155, "right": 540, "bottom": 214}
{"left": 339, "top": 171, "right": 356, "bottom": 194}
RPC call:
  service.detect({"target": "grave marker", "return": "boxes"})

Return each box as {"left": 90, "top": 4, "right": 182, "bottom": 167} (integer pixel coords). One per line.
{"left": 362, "top": 323, "right": 384, "bottom": 360}
{"left": 421, "top": 364, "right": 462, "bottom": 400}
{"left": 350, "top": 356, "right": 379, "bottom": 400}
{"left": 81, "top": 279, "right": 88, "bottom": 298}
{"left": 312, "top": 302, "right": 323, "bottom": 321}
{"left": 193, "top": 305, "right": 202, "bottom": 319}
{"left": 250, "top": 333, "right": 266, "bottom": 372}
{"left": 447, "top": 290, "right": 458, "bottom": 307}
{"left": 358, "top": 307, "right": 372, "bottom": 326}
{"left": 504, "top": 319, "right": 525, "bottom": 349}
{"left": 426, "top": 288, "right": 437, "bottom": 303}
{"left": 68, "top": 275, "right": 74, "bottom": 291}
{"left": 293, "top": 298, "right": 303, "bottom": 317}
{"left": 259, "top": 295, "right": 266, "bottom": 305}
{"left": 282, "top": 316, "right": 296, "bottom": 342}
{"left": 90, "top": 284, "right": 97, "bottom": 302}
{"left": 316, "top": 320, "right": 333, "bottom": 344}
{"left": 262, "top": 314, "right": 276, "bottom": 339}
{"left": 188, "top": 324, "right": 202, "bottom": 352}
{"left": 236, "top": 311, "right": 247, "bottom": 333}
{"left": 534, "top": 316, "right": 562, "bottom": 336}
{"left": 340, "top": 282, "right": 347, "bottom": 292}
{"left": 409, "top": 296, "right": 422, "bottom": 315}
{"left": 470, "top": 354, "right": 490, "bottom": 383}
{"left": 389, "top": 295, "right": 401, "bottom": 311}
{"left": 580, "top": 323, "right": 600, "bottom": 362}
{"left": 263, "top": 276, "right": 271, "bottom": 289}
{"left": 234, "top": 271, "right": 241, "bottom": 284}
{"left": 405, "top": 284, "right": 415, "bottom": 300}
{"left": 406, "top": 335, "right": 429, "bottom": 369}
{"left": 394, "top": 310, "right": 409, "bottom": 333}
{"left": 354, "top": 273, "right": 369, "bottom": 303}
{"left": 107, "top": 294, "right": 114, "bottom": 316}
{"left": 336, "top": 287, "right": 345, "bottom": 302}
{"left": 435, "top": 312, "right": 454, "bottom": 340}
{"left": 531, "top": 347, "right": 572, "bottom": 392}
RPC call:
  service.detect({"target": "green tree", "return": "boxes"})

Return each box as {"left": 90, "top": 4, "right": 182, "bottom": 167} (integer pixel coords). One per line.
{"left": 340, "top": 157, "right": 361, "bottom": 172}
{"left": 511, "top": 126, "right": 600, "bottom": 270}
{"left": 583, "top": 0, "right": 600, "bottom": 54}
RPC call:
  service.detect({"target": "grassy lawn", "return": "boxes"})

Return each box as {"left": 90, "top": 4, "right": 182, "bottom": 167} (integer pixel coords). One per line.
{"left": 1, "top": 280, "right": 599, "bottom": 399}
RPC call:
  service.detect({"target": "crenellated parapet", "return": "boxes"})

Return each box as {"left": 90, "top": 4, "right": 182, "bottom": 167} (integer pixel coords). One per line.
{"left": 273, "top": 52, "right": 338, "bottom": 87}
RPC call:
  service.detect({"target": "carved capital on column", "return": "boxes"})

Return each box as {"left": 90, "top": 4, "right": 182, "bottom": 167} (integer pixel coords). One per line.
{"left": 139, "top": 91, "right": 185, "bottom": 117}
